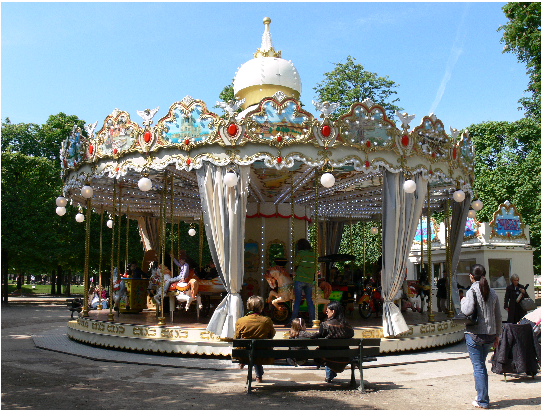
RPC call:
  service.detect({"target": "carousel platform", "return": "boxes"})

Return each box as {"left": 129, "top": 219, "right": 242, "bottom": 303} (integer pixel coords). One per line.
{"left": 67, "top": 305, "right": 465, "bottom": 356}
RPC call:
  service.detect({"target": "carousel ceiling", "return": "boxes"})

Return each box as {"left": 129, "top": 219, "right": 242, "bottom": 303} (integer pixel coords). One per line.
{"left": 61, "top": 94, "right": 474, "bottom": 222}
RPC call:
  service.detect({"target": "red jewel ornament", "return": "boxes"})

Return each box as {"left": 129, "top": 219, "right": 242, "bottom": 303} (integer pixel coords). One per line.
{"left": 366, "top": 141, "right": 371, "bottom": 148}
{"left": 401, "top": 135, "right": 409, "bottom": 147}
{"left": 429, "top": 170, "right": 433, "bottom": 176}
{"left": 144, "top": 131, "right": 151, "bottom": 143}
{"left": 63, "top": 159, "right": 67, "bottom": 168}
{"left": 186, "top": 158, "right": 191, "bottom": 166}
{"left": 184, "top": 139, "right": 190, "bottom": 145}
{"left": 452, "top": 148, "right": 457, "bottom": 160}
{"left": 365, "top": 160, "right": 370, "bottom": 168}
{"left": 277, "top": 156, "right": 282, "bottom": 164}
{"left": 321, "top": 125, "right": 331, "bottom": 137}
{"left": 227, "top": 123, "right": 238, "bottom": 136}
{"left": 88, "top": 144, "right": 93, "bottom": 155}
{"left": 116, "top": 167, "right": 119, "bottom": 172}
{"left": 432, "top": 152, "right": 436, "bottom": 158}
{"left": 277, "top": 135, "right": 282, "bottom": 142}
{"left": 114, "top": 148, "right": 118, "bottom": 154}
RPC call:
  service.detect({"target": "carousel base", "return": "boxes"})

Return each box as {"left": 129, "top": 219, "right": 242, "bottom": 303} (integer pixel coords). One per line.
{"left": 66, "top": 308, "right": 465, "bottom": 356}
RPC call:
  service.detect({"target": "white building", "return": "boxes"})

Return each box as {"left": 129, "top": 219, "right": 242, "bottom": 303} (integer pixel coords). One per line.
{"left": 407, "top": 200, "right": 535, "bottom": 320}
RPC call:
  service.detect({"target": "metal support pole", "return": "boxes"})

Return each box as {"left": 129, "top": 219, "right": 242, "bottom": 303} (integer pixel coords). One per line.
{"left": 446, "top": 198, "right": 454, "bottom": 318}
{"left": 108, "top": 180, "right": 116, "bottom": 322}
{"left": 125, "top": 205, "right": 130, "bottom": 274}
{"left": 97, "top": 206, "right": 104, "bottom": 310}
{"left": 116, "top": 185, "right": 122, "bottom": 277}
{"left": 158, "top": 174, "right": 167, "bottom": 325}
{"left": 427, "top": 187, "right": 434, "bottom": 322}
{"left": 82, "top": 198, "right": 91, "bottom": 317}
{"left": 312, "top": 172, "right": 320, "bottom": 328}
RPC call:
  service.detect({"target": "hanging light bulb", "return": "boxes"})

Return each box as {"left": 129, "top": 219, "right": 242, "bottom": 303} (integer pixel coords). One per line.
{"left": 468, "top": 209, "right": 476, "bottom": 219}
{"left": 56, "top": 206, "right": 66, "bottom": 216}
{"left": 75, "top": 213, "right": 85, "bottom": 223}
{"left": 81, "top": 185, "right": 93, "bottom": 198}
{"left": 453, "top": 189, "right": 465, "bottom": 202}
{"left": 471, "top": 199, "right": 483, "bottom": 211}
{"left": 403, "top": 179, "right": 416, "bottom": 193}
{"left": 320, "top": 173, "right": 335, "bottom": 188}
{"left": 107, "top": 219, "right": 113, "bottom": 228}
{"left": 56, "top": 196, "right": 68, "bottom": 207}
{"left": 138, "top": 176, "right": 152, "bottom": 192}
{"left": 224, "top": 172, "right": 238, "bottom": 187}
{"left": 370, "top": 226, "right": 379, "bottom": 235}
{"left": 188, "top": 228, "right": 196, "bottom": 237}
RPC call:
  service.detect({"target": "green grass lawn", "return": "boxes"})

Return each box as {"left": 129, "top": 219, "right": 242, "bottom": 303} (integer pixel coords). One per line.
{"left": 8, "top": 284, "right": 85, "bottom": 295}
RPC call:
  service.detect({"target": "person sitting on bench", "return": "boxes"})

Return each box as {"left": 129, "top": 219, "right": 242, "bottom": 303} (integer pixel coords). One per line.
{"left": 234, "top": 296, "right": 276, "bottom": 383}
{"left": 305, "top": 300, "right": 355, "bottom": 383}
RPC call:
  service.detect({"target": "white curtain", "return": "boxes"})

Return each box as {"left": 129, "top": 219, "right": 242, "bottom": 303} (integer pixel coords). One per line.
{"left": 196, "top": 163, "right": 250, "bottom": 338}
{"left": 449, "top": 192, "right": 471, "bottom": 313}
{"left": 381, "top": 170, "right": 428, "bottom": 337}
{"left": 136, "top": 216, "right": 159, "bottom": 252}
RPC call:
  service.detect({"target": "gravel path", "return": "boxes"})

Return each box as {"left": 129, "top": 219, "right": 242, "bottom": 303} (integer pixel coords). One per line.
{"left": 1, "top": 303, "right": 540, "bottom": 410}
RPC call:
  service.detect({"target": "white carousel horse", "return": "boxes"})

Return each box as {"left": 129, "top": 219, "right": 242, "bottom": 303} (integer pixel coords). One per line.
{"left": 264, "top": 266, "right": 330, "bottom": 310}
{"left": 112, "top": 268, "right": 127, "bottom": 310}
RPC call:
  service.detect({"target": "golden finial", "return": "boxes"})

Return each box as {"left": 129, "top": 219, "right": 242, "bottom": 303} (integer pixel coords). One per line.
{"left": 254, "top": 17, "right": 281, "bottom": 58}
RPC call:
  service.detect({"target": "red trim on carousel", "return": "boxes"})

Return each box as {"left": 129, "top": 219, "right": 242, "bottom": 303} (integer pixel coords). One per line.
{"left": 246, "top": 212, "right": 311, "bottom": 223}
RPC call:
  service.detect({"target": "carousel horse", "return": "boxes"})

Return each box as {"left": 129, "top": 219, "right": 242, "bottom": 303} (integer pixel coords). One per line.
{"left": 150, "top": 264, "right": 172, "bottom": 306}
{"left": 265, "top": 266, "right": 330, "bottom": 310}
{"left": 112, "top": 268, "right": 127, "bottom": 310}
{"left": 265, "top": 266, "right": 294, "bottom": 309}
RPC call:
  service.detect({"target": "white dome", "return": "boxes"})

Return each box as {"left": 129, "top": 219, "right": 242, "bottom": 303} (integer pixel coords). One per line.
{"left": 233, "top": 57, "right": 302, "bottom": 96}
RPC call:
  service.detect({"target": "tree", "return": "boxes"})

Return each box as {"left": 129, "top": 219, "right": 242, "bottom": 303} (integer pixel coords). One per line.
{"left": 499, "top": 2, "right": 541, "bottom": 118}
{"left": 468, "top": 118, "right": 541, "bottom": 272}
{"left": 313, "top": 56, "right": 402, "bottom": 119}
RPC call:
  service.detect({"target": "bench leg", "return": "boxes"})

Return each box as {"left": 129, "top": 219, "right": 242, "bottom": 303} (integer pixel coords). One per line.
{"left": 247, "top": 365, "right": 253, "bottom": 394}
{"left": 359, "top": 362, "right": 365, "bottom": 393}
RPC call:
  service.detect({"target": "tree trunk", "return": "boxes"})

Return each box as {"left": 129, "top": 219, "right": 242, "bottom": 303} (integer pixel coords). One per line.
{"left": 56, "top": 266, "right": 62, "bottom": 295}
{"left": 65, "top": 269, "right": 71, "bottom": 296}
{"left": 50, "top": 269, "right": 56, "bottom": 295}
{"left": 1, "top": 250, "right": 8, "bottom": 304}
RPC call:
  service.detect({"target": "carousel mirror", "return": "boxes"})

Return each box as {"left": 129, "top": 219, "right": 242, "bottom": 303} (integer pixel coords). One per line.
{"left": 267, "top": 239, "right": 286, "bottom": 267}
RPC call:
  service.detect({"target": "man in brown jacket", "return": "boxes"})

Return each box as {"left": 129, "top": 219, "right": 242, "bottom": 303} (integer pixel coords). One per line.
{"left": 234, "top": 295, "right": 276, "bottom": 383}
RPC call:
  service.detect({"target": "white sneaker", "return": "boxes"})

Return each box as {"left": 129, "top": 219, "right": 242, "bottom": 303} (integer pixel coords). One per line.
{"left": 472, "top": 400, "right": 488, "bottom": 409}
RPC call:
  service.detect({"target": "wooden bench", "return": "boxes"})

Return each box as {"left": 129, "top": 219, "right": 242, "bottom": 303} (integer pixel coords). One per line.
{"left": 66, "top": 298, "right": 82, "bottom": 319}
{"left": 232, "top": 338, "right": 380, "bottom": 394}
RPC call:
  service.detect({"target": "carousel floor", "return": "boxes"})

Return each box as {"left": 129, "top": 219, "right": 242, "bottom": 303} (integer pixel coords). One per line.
{"left": 67, "top": 305, "right": 465, "bottom": 356}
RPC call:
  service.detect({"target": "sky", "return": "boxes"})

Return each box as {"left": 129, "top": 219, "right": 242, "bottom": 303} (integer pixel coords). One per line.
{"left": 1, "top": 2, "right": 529, "bottom": 133}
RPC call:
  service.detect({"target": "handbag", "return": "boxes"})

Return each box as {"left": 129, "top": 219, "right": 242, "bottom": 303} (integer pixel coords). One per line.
{"left": 519, "top": 297, "right": 537, "bottom": 312}
{"left": 453, "top": 291, "right": 478, "bottom": 326}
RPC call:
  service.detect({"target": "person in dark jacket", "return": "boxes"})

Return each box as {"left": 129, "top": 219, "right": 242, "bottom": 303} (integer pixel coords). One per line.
{"left": 306, "top": 300, "right": 355, "bottom": 383}
{"left": 436, "top": 270, "right": 447, "bottom": 312}
{"left": 461, "top": 264, "right": 502, "bottom": 409}
{"left": 504, "top": 274, "right": 529, "bottom": 324}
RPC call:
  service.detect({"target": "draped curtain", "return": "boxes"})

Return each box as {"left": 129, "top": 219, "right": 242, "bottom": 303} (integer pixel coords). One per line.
{"left": 318, "top": 221, "right": 345, "bottom": 278}
{"left": 449, "top": 192, "right": 472, "bottom": 313}
{"left": 196, "top": 163, "right": 250, "bottom": 338}
{"left": 381, "top": 170, "right": 428, "bottom": 337}
{"left": 136, "top": 216, "right": 159, "bottom": 252}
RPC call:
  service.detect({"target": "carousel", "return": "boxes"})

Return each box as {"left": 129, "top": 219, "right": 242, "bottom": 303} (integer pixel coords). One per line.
{"left": 62, "top": 17, "right": 480, "bottom": 356}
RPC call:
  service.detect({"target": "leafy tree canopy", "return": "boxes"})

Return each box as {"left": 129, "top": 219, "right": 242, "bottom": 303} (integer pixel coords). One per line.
{"left": 469, "top": 118, "right": 541, "bottom": 272}
{"left": 313, "top": 56, "right": 402, "bottom": 120}
{"left": 499, "top": 2, "right": 541, "bottom": 118}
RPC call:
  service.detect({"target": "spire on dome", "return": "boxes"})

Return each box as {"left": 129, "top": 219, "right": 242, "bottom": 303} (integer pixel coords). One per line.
{"left": 254, "top": 17, "right": 281, "bottom": 58}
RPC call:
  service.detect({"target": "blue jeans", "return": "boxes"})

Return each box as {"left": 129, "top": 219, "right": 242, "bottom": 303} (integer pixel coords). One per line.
{"left": 291, "top": 281, "right": 315, "bottom": 322}
{"left": 254, "top": 364, "right": 264, "bottom": 378}
{"left": 465, "top": 333, "right": 491, "bottom": 407}
{"left": 325, "top": 366, "right": 337, "bottom": 381}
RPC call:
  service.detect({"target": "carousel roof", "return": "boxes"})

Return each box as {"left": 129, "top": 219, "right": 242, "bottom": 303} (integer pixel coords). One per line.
{"left": 234, "top": 17, "right": 301, "bottom": 110}
{"left": 59, "top": 18, "right": 475, "bottom": 224}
